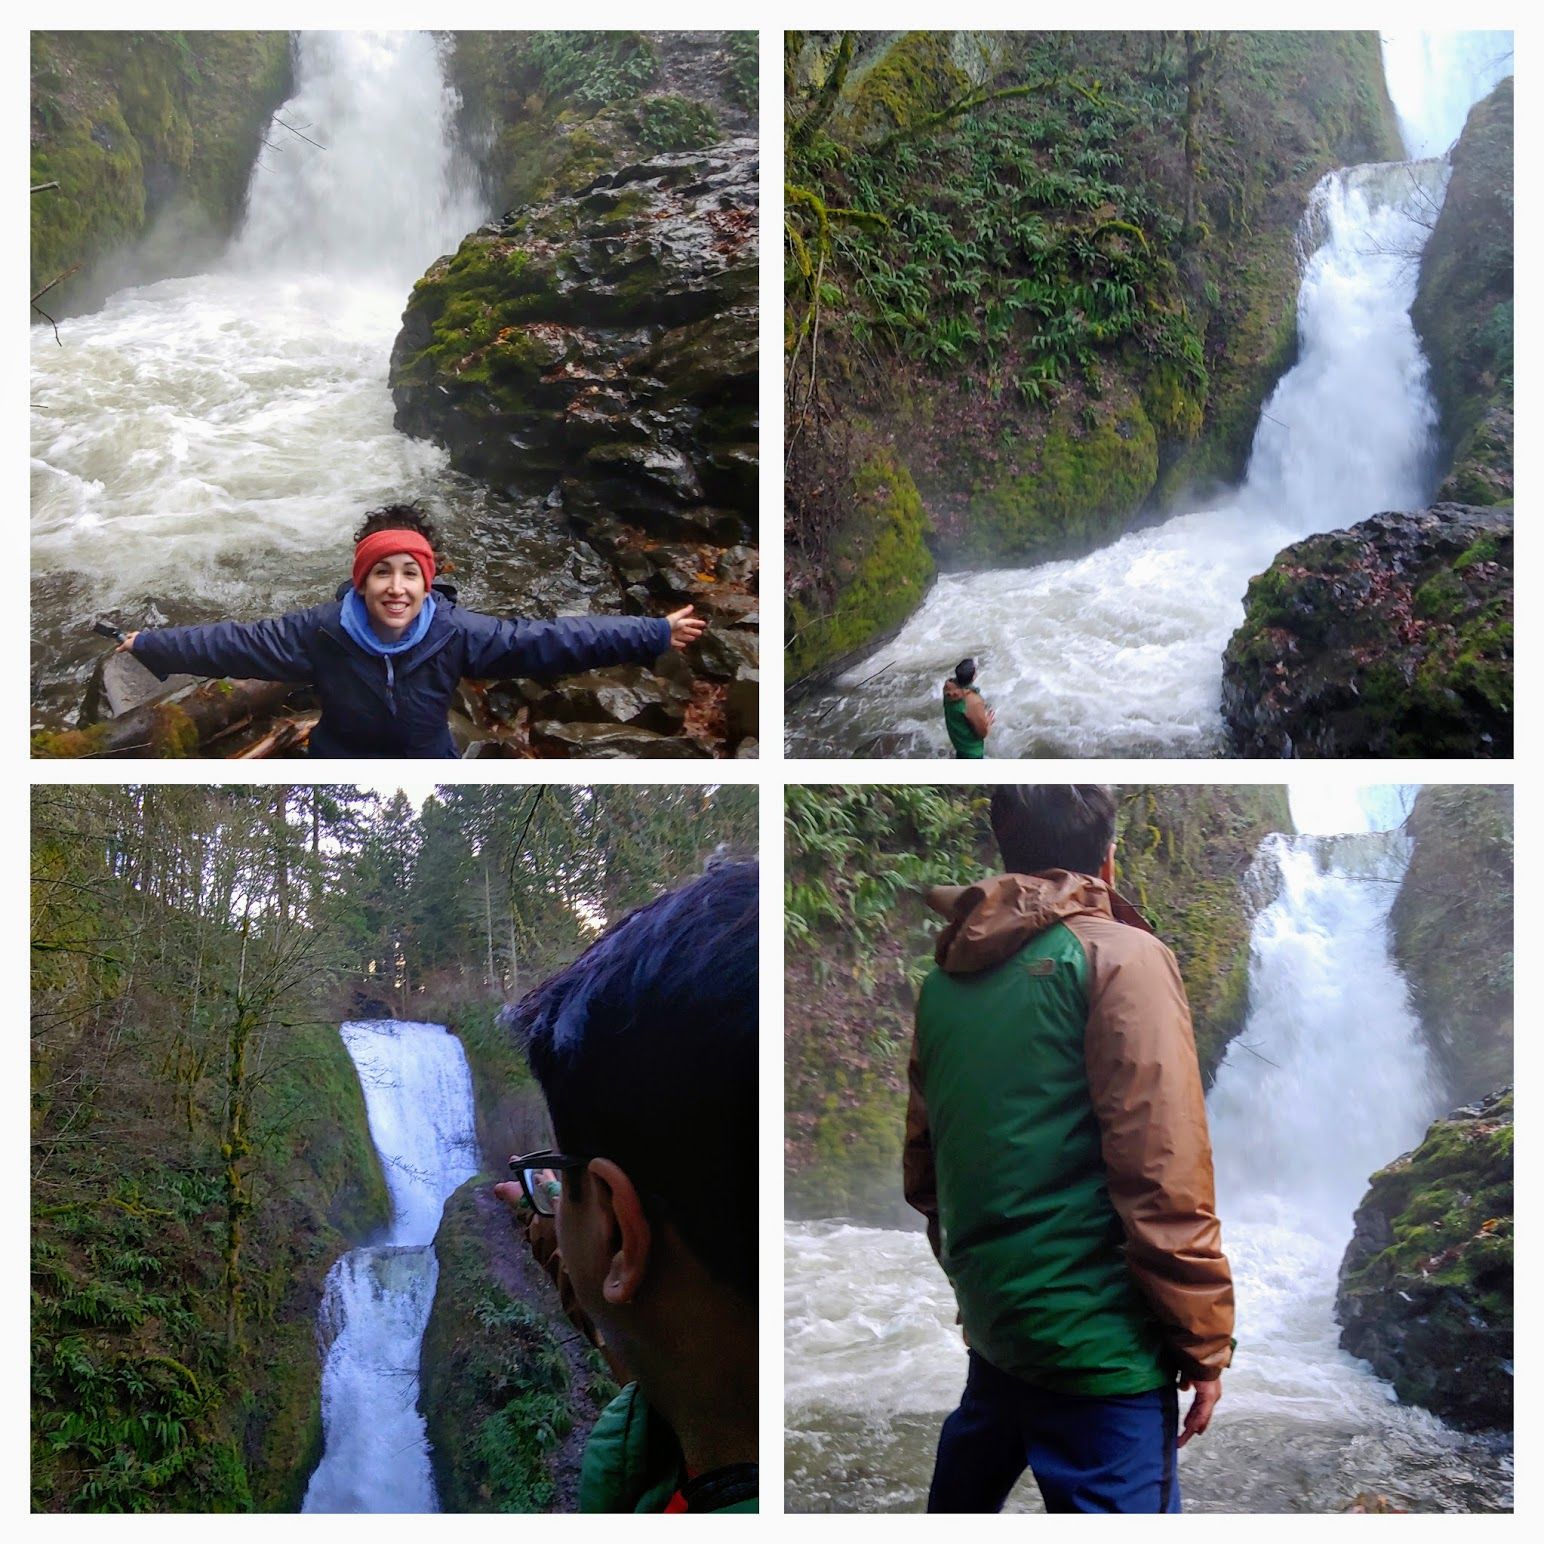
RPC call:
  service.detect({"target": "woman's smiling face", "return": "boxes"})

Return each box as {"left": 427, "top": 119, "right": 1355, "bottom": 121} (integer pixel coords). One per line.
{"left": 360, "top": 552, "right": 428, "bottom": 641}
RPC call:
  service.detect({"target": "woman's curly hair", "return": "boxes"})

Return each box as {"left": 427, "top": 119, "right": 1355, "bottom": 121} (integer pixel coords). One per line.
{"left": 352, "top": 503, "right": 448, "bottom": 572}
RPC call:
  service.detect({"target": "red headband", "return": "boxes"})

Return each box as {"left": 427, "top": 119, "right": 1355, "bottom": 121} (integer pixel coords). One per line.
{"left": 353, "top": 530, "right": 436, "bottom": 591}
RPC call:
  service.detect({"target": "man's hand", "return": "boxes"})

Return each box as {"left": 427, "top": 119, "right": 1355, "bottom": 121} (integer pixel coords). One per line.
{"left": 114, "top": 631, "right": 139, "bottom": 653}
{"left": 666, "top": 606, "right": 706, "bottom": 650}
{"left": 1177, "top": 1373, "right": 1221, "bottom": 1447}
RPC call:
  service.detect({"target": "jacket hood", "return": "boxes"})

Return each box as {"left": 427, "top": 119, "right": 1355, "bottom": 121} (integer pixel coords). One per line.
{"left": 926, "top": 870, "right": 1152, "bottom": 974}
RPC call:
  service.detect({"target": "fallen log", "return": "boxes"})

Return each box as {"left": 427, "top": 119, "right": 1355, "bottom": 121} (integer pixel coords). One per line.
{"left": 32, "top": 678, "right": 301, "bottom": 759}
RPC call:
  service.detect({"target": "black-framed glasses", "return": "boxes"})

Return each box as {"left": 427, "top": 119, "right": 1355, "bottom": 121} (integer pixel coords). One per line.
{"left": 508, "top": 1148, "right": 593, "bottom": 1217}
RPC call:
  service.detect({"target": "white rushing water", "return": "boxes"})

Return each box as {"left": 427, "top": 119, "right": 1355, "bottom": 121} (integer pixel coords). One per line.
{"left": 788, "top": 34, "right": 1508, "bottom": 758}
{"left": 30, "top": 32, "right": 492, "bottom": 726}
{"left": 302, "top": 1020, "right": 480, "bottom": 1514}
{"left": 786, "top": 787, "right": 1512, "bottom": 1512}
{"left": 1382, "top": 31, "right": 1514, "bottom": 158}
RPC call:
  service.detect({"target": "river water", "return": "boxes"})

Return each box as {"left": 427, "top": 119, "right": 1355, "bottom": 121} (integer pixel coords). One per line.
{"left": 784, "top": 788, "right": 1512, "bottom": 1512}
{"left": 302, "top": 1019, "right": 480, "bottom": 1514}
{"left": 30, "top": 32, "right": 600, "bottom": 730}
{"left": 785, "top": 32, "right": 1510, "bottom": 757}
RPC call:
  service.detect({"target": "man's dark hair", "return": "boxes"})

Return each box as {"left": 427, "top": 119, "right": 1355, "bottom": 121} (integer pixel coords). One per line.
{"left": 502, "top": 861, "right": 758, "bottom": 1301}
{"left": 990, "top": 785, "right": 1117, "bottom": 878}
{"left": 353, "top": 502, "right": 441, "bottom": 553}
{"left": 954, "top": 658, "right": 977, "bottom": 687}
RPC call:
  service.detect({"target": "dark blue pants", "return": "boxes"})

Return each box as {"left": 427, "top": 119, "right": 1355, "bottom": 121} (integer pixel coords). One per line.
{"left": 927, "top": 1352, "right": 1181, "bottom": 1514}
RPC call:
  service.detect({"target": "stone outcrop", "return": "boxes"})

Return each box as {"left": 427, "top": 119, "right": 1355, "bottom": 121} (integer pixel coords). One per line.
{"left": 1391, "top": 786, "right": 1513, "bottom": 1102}
{"left": 389, "top": 136, "right": 759, "bottom": 753}
{"left": 1336, "top": 1089, "right": 1513, "bottom": 1432}
{"left": 1221, "top": 503, "right": 1512, "bottom": 757}
{"left": 390, "top": 139, "right": 756, "bottom": 531}
{"left": 1411, "top": 77, "right": 1513, "bottom": 505}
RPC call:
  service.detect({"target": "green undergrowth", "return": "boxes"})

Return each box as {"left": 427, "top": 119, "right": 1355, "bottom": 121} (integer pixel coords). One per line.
{"left": 420, "top": 1181, "right": 599, "bottom": 1512}
{"left": 31, "top": 1015, "right": 388, "bottom": 1512}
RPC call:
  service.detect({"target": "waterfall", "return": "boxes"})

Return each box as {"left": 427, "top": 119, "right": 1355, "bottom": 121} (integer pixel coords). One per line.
{"left": 786, "top": 33, "right": 1504, "bottom": 759}
{"left": 786, "top": 787, "right": 1511, "bottom": 1511}
{"left": 31, "top": 32, "right": 494, "bottom": 728}
{"left": 302, "top": 1020, "right": 479, "bottom": 1514}
{"left": 233, "top": 32, "right": 483, "bottom": 284}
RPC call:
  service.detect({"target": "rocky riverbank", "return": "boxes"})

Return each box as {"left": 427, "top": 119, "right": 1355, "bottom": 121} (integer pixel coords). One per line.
{"left": 1336, "top": 1089, "right": 1513, "bottom": 1432}
{"left": 1220, "top": 503, "right": 1512, "bottom": 758}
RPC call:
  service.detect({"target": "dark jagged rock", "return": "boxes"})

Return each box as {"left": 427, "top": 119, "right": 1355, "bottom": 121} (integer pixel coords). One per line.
{"left": 1391, "top": 786, "right": 1513, "bottom": 1103}
{"left": 389, "top": 135, "right": 759, "bottom": 750}
{"left": 514, "top": 663, "right": 692, "bottom": 735}
{"left": 1411, "top": 78, "right": 1513, "bottom": 505}
{"left": 1221, "top": 503, "right": 1512, "bottom": 757}
{"left": 1336, "top": 1089, "right": 1513, "bottom": 1432}
{"left": 389, "top": 139, "right": 757, "bottom": 529}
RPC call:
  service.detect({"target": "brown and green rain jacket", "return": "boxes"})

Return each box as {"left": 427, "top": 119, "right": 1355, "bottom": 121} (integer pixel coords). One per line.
{"left": 905, "top": 870, "right": 1234, "bottom": 1395}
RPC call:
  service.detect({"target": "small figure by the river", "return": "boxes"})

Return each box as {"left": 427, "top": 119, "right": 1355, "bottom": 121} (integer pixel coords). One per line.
{"left": 942, "top": 657, "right": 995, "bottom": 758}
{"left": 118, "top": 503, "right": 704, "bottom": 759}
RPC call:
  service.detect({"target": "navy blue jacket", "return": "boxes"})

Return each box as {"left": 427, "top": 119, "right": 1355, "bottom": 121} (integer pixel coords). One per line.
{"left": 131, "top": 584, "right": 673, "bottom": 759}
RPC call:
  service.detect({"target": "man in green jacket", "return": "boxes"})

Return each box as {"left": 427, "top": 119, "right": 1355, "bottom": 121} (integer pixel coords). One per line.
{"left": 498, "top": 860, "right": 758, "bottom": 1512}
{"left": 942, "top": 657, "right": 995, "bottom": 757}
{"left": 904, "top": 785, "right": 1233, "bottom": 1512}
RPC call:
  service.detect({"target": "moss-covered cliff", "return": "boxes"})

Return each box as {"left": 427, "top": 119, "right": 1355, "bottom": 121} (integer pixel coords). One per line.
{"left": 786, "top": 30, "right": 1402, "bottom": 682}
{"left": 31, "top": 1018, "right": 389, "bottom": 1512}
{"left": 1411, "top": 78, "right": 1513, "bottom": 505}
{"left": 448, "top": 32, "right": 755, "bottom": 217}
{"left": 30, "top": 32, "right": 292, "bottom": 316}
{"left": 1390, "top": 785, "right": 1513, "bottom": 1102}
{"left": 784, "top": 784, "right": 1291, "bottom": 1223}
{"left": 1336, "top": 1089, "right": 1512, "bottom": 1432}
{"left": 419, "top": 1181, "right": 615, "bottom": 1511}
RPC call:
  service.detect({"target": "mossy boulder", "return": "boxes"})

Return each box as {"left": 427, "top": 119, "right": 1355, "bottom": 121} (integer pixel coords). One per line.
{"left": 952, "top": 391, "right": 1159, "bottom": 563}
{"left": 1336, "top": 1089, "right": 1513, "bottom": 1432}
{"left": 1411, "top": 78, "right": 1512, "bottom": 505}
{"left": 1221, "top": 503, "right": 1512, "bottom": 757}
{"left": 785, "top": 449, "right": 935, "bottom": 682}
{"left": 1391, "top": 786, "right": 1513, "bottom": 1103}
{"left": 30, "top": 31, "right": 292, "bottom": 316}
{"left": 390, "top": 138, "right": 757, "bottom": 536}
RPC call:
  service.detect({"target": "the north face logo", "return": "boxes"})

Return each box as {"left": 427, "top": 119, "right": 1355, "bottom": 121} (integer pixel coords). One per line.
{"left": 1023, "top": 958, "right": 1057, "bottom": 977}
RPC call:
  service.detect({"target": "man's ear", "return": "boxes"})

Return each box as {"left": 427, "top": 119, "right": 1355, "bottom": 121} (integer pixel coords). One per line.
{"left": 586, "top": 1158, "right": 652, "bottom": 1307}
{"left": 1100, "top": 842, "right": 1117, "bottom": 886}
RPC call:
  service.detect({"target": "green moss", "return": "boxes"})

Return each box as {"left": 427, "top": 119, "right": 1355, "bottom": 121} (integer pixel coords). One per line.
{"left": 844, "top": 31, "right": 974, "bottom": 142}
{"left": 31, "top": 32, "right": 292, "bottom": 308}
{"left": 31, "top": 724, "right": 113, "bottom": 758}
{"left": 419, "top": 1181, "right": 582, "bottom": 1512}
{"left": 961, "top": 398, "right": 1158, "bottom": 561}
{"left": 785, "top": 449, "right": 935, "bottom": 680}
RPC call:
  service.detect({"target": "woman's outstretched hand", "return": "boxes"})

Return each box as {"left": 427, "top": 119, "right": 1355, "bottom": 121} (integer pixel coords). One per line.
{"left": 114, "top": 631, "right": 139, "bottom": 653}
{"left": 667, "top": 605, "right": 706, "bottom": 650}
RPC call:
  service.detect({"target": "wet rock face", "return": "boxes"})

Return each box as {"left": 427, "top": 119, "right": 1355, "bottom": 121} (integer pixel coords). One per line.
{"left": 1220, "top": 503, "right": 1512, "bottom": 758}
{"left": 389, "top": 139, "right": 757, "bottom": 535}
{"left": 1336, "top": 1089, "right": 1513, "bottom": 1433}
